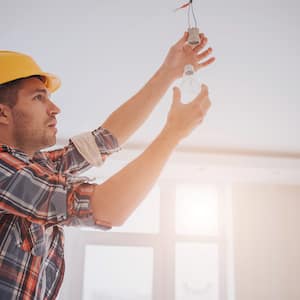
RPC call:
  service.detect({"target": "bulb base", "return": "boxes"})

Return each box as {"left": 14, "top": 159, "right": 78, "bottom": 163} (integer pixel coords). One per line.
{"left": 184, "top": 64, "right": 195, "bottom": 76}
{"left": 188, "top": 27, "right": 200, "bottom": 45}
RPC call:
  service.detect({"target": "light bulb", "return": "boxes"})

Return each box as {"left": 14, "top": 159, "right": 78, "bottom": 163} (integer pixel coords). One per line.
{"left": 179, "top": 64, "right": 201, "bottom": 104}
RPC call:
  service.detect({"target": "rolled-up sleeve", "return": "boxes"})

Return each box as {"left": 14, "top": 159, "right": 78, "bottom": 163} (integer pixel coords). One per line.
{"left": 41, "top": 127, "right": 120, "bottom": 174}
{"left": 70, "top": 127, "right": 121, "bottom": 168}
{"left": 92, "top": 127, "right": 120, "bottom": 155}
{"left": 0, "top": 127, "right": 120, "bottom": 230}
{"left": 64, "top": 180, "right": 111, "bottom": 229}
{"left": 0, "top": 163, "right": 111, "bottom": 229}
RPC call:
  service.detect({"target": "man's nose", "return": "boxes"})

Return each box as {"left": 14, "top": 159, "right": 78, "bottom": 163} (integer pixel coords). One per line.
{"left": 47, "top": 99, "right": 61, "bottom": 115}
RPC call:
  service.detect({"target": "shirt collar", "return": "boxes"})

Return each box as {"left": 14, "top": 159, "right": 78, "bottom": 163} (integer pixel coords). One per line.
{"left": 0, "top": 145, "right": 33, "bottom": 163}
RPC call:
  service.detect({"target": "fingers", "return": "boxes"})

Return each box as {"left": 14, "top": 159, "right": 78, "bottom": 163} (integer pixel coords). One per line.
{"left": 186, "top": 33, "right": 215, "bottom": 71}
{"left": 199, "top": 84, "right": 209, "bottom": 99}
{"left": 192, "top": 84, "right": 211, "bottom": 122}
{"left": 192, "top": 84, "right": 210, "bottom": 107}
{"left": 196, "top": 47, "right": 213, "bottom": 61}
{"left": 172, "top": 86, "right": 181, "bottom": 105}
{"left": 175, "top": 31, "right": 189, "bottom": 47}
{"left": 197, "top": 57, "right": 216, "bottom": 70}
{"left": 193, "top": 34, "right": 208, "bottom": 52}
{"left": 200, "top": 96, "right": 211, "bottom": 114}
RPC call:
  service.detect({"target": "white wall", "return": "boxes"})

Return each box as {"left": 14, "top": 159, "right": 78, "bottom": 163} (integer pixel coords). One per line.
{"left": 232, "top": 183, "right": 300, "bottom": 300}
{"left": 2, "top": 0, "right": 300, "bottom": 153}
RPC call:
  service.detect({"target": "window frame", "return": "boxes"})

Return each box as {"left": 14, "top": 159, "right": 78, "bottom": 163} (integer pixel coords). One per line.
{"left": 60, "top": 180, "right": 234, "bottom": 300}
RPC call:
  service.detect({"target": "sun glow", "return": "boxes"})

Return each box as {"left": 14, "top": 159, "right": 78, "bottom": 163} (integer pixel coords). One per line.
{"left": 176, "top": 184, "right": 219, "bottom": 236}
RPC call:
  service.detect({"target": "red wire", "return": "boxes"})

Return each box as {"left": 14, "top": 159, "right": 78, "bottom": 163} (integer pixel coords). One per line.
{"left": 174, "top": 1, "right": 192, "bottom": 11}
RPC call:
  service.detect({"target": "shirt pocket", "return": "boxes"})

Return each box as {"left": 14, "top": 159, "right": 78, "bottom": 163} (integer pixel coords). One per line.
{"left": 15, "top": 218, "right": 47, "bottom": 256}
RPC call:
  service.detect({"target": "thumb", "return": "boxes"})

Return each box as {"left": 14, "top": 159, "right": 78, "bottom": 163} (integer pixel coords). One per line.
{"left": 192, "top": 84, "right": 209, "bottom": 105}
{"left": 175, "top": 31, "right": 188, "bottom": 47}
{"left": 199, "top": 84, "right": 209, "bottom": 98}
{"left": 172, "top": 86, "right": 181, "bottom": 105}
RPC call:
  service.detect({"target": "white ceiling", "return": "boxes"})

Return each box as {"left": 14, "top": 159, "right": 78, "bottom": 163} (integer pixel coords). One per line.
{"left": 1, "top": 0, "right": 300, "bottom": 157}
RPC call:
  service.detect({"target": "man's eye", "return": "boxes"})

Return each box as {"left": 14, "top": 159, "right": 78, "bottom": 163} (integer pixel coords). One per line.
{"left": 34, "top": 94, "right": 43, "bottom": 101}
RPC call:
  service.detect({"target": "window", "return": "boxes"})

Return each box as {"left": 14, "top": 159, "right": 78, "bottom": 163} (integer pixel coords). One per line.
{"left": 175, "top": 184, "right": 220, "bottom": 300}
{"left": 176, "top": 243, "right": 219, "bottom": 300}
{"left": 83, "top": 246, "right": 153, "bottom": 300}
{"left": 176, "top": 184, "right": 219, "bottom": 236}
{"left": 60, "top": 179, "right": 233, "bottom": 300}
{"left": 111, "top": 185, "right": 160, "bottom": 234}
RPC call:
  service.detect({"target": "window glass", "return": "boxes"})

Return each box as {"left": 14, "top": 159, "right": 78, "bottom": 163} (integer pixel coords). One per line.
{"left": 83, "top": 245, "right": 153, "bottom": 300}
{"left": 176, "top": 184, "right": 219, "bottom": 236}
{"left": 111, "top": 185, "right": 160, "bottom": 233}
{"left": 176, "top": 243, "right": 219, "bottom": 300}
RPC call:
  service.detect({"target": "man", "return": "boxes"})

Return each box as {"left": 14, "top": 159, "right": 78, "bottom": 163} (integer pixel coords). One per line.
{"left": 0, "top": 32, "right": 214, "bottom": 299}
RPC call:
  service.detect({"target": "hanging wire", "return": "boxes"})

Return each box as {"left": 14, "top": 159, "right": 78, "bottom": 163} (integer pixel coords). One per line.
{"left": 188, "top": 3, "right": 191, "bottom": 28}
{"left": 175, "top": 1, "right": 198, "bottom": 28}
{"left": 190, "top": 1, "right": 198, "bottom": 27}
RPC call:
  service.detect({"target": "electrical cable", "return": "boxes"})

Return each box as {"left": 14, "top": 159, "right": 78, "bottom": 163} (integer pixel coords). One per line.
{"left": 175, "top": 0, "right": 198, "bottom": 29}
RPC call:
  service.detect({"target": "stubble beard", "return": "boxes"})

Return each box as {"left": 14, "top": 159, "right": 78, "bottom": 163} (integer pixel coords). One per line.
{"left": 14, "top": 126, "right": 56, "bottom": 152}
{"left": 12, "top": 114, "right": 56, "bottom": 153}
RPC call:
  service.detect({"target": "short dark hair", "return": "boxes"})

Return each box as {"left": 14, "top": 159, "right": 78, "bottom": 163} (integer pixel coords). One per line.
{"left": 0, "top": 75, "right": 45, "bottom": 108}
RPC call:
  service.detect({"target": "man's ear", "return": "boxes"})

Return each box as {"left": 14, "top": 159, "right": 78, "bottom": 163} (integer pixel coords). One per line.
{"left": 0, "top": 104, "right": 11, "bottom": 125}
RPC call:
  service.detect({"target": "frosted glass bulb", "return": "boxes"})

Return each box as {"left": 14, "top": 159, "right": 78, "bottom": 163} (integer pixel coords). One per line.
{"left": 179, "top": 64, "right": 200, "bottom": 104}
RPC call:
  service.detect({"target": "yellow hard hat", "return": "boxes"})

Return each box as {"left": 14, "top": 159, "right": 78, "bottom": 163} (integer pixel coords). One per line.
{"left": 0, "top": 50, "right": 61, "bottom": 93}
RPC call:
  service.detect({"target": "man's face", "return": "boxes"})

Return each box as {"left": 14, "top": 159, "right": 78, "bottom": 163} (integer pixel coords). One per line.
{"left": 11, "top": 77, "right": 61, "bottom": 152}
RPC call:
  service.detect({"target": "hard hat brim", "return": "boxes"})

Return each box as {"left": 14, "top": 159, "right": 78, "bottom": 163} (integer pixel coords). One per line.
{"left": 40, "top": 72, "right": 61, "bottom": 93}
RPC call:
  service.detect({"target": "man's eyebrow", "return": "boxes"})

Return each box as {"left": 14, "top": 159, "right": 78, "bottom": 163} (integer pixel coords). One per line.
{"left": 32, "top": 89, "right": 48, "bottom": 94}
{"left": 30, "top": 88, "right": 51, "bottom": 97}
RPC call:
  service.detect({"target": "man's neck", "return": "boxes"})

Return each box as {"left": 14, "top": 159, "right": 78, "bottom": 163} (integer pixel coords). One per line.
{"left": 0, "top": 139, "right": 36, "bottom": 158}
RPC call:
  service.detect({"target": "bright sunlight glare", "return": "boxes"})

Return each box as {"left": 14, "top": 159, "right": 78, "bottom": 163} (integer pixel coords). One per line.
{"left": 176, "top": 184, "right": 219, "bottom": 236}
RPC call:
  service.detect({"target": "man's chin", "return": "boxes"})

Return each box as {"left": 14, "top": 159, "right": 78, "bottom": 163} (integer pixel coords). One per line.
{"left": 43, "top": 136, "right": 57, "bottom": 149}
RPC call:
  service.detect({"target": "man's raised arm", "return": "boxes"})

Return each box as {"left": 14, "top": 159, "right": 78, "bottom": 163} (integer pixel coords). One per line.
{"left": 101, "top": 32, "right": 215, "bottom": 145}
{"left": 92, "top": 84, "right": 211, "bottom": 226}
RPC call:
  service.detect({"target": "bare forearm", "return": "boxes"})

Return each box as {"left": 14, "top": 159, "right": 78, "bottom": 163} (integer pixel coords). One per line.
{"left": 91, "top": 128, "right": 179, "bottom": 226}
{"left": 92, "top": 82, "right": 212, "bottom": 226}
{"left": 101, "top": 31, "right": 215, "bottom": 145}
{"left": 102, "top": 66, "right": 174, "bottom": 145}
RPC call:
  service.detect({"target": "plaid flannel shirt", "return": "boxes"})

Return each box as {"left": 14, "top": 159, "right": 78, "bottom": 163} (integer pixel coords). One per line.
{"left": 0, "top": 127, "right": 120, "bottom": 300}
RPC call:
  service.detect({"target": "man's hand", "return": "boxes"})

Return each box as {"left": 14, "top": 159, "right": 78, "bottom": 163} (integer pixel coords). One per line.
{"left": 161, "top": 32, "right": 215, "bottom": 81}
{"left": 101, "top": 32, "right": 214, "bottom": 146}
{"left": 163, "top": 84, "right": 211, "bottom": 142}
